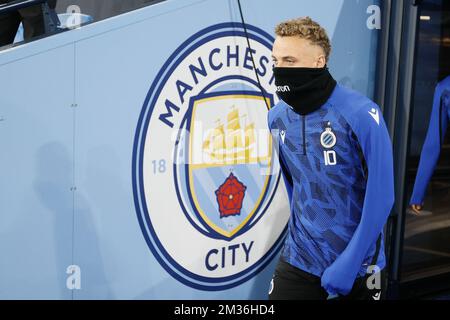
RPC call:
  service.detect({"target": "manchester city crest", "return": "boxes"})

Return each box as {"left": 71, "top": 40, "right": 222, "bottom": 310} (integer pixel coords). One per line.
{"left": 132, "top": 23, "right": 289, "bottom": 291}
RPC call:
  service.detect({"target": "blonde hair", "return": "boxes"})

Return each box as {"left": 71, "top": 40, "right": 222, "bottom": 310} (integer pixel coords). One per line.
{"left": 275, "top": 16, "right": 332, "bottom": 61}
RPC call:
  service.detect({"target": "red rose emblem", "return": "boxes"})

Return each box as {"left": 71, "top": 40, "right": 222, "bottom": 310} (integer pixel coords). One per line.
{"left": 215, "top": 173, "right": 247, "bottom": 218}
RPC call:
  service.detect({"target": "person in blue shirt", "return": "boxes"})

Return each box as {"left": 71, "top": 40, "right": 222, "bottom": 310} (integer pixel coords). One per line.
{"left": 410, "top": 77, "right": 450, "bottom": 215}
{"left": 268, "top": 17, "right": 395, "bottom": 300}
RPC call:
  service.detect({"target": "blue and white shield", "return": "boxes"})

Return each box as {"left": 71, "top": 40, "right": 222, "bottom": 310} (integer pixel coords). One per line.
{"left": 175, "top": 91, "right": 275, "bottom": 240}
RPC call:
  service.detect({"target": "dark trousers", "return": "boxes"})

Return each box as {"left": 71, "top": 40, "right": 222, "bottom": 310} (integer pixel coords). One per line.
{"left": 269, "top": 259, "right": 386, "bottom": 300}
{"left": 0, "top": 0, "right": 57, "bottom": 47}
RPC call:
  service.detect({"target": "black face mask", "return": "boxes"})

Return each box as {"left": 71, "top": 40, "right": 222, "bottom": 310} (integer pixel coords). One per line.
{"left": 273, "top": 66, "right": 337, "bottom": 115}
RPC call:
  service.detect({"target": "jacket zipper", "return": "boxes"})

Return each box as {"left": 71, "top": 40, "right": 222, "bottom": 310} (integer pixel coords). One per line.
{"left": 302, "top": 115, "right": 307, "bottom": 155}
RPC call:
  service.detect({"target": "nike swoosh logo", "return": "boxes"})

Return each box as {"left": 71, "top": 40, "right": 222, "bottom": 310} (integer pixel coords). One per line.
{"left": 368, "top": 108, "right": 380, "bottom": 125}
{"left": 372, "top": 292, "right": 381, "bottom": 300}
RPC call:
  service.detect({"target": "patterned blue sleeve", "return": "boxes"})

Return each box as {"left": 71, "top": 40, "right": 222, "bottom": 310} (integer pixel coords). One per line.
{"left": 410, "top": 84, "right": 449, "bottom": 205}
{"left": 268, "top": 107, "right": 293, "bottom": 203}
{"left": 278, "top": 146, "right": 293, "bottom": 203}
{"left": 321, "top": 103, "right": 395, "bottom": 296}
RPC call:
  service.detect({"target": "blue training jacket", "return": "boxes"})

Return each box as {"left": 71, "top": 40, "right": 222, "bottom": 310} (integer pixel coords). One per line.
{"left": 410, "top": 76, "right": 450, "bottom": 205}
{"left": 268, "top": 84, "right": 395, "bottom": 295}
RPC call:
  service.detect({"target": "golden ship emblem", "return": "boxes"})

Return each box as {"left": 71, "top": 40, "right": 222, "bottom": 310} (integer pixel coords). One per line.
{"left": 202, "top": 106, "right": 256, "bottom": 164}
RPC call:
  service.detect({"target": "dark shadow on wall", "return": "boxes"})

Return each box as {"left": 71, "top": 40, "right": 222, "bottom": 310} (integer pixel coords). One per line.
{"left": 33, "top": 142, "right": 115, "bottom": 299}
{"left": 33, "top": 142, "right": 73, "bottom": 299}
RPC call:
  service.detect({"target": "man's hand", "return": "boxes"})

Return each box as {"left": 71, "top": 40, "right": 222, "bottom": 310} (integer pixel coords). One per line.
{"left": 410, "top": 204, "right": 423, "bottom": 215}
{"left": 321, "top": 260, "right": 355, "bottom": 297}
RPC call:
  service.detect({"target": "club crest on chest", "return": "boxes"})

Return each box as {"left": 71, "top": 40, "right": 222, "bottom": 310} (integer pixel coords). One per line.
{"left": 320, "top": 122, "right": 337, "bottom": 149}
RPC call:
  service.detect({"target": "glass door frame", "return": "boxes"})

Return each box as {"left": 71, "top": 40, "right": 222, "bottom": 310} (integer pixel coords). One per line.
{"left": 378, "top": 0, "right": 450, "bottom": 299}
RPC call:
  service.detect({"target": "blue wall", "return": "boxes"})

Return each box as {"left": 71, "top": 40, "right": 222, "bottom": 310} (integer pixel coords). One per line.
{"left": 0, "top": 0, "right": 380, "bottom": 299}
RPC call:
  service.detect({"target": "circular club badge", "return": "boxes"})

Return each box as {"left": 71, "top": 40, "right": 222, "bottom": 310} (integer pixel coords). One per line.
{"left": 133, "top": 23, "right": 289, "bottom": 291}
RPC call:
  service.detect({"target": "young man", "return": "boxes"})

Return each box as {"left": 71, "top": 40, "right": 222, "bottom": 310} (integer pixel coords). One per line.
{"left": 268, "top": 17, "right": 394, "bottom": 300}
{"left": 410, "top": 76, "right": 450, "bottom": 214}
